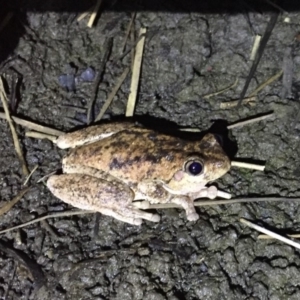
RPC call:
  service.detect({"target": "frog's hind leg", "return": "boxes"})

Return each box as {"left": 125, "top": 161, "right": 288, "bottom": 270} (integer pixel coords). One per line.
{"left": 97, "top": 208, "right": 143, "bottom": 225}
{"left": 56, "top": 121, "right": 135, "bottom": 149}
{"left": 100, "top": 207, "right": 160, "bottom": 225}
{"left": 47, "top": 172, "right": 160, "bottom": 226}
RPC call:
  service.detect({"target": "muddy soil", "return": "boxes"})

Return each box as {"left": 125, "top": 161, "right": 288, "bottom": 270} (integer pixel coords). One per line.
{"left": 1, "top": 2, "right": 300, "bottom": 300}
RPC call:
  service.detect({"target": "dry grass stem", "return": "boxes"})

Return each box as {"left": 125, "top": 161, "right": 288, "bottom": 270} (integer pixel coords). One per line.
{"left": 220, "top": 96, "right": 257, "bottom": 109}
{"left": 95, "top": 67, "right": 130, "bottom": 121}
{"left": 3, "top": 197, "right": 300, "bottom": 233}
{"left": 23, "top": 165, "right": 39, "bottom": 186}
{"left": 121, "top": 12, "right": 136, "bottom": 52}
{"left": 148, "top": 197, "right": 300, "bottom": 209}
{"left": 87, "top": 0, "right": 102, "bottom": 28}
{"left": 249, "top": 70, "right": 283, "bottom": 97}
{"left": 258, "top": 233, "right": 300, "bottom": 239}
{"left": 0, "top": 112, "right": 64, "bottom": 136}
{"left": 77, "top": 11, "right": 90, "bottom": 22}
{"left": 0, "top": 209, "right": 95, "bottom": 234}
{"left": 240, "top": 218, "right": 300, "bottom": 250}
{"left": 0, "top": 12, "right": 14, "bottom": 33}
{"left": 231, "top": 161, "right": 265, "bottom": 171}
{"left": 126, "top": 28, "right": 147, "bottom": 117}
{"left": 77, "top": 5, "right": 94, "bottom": 22}
{"left": 203, "top": 78, "right": 238, "bottom": 99}
{"left": 227, "top": 112, "right": 274, "bottom": 129}
{"left": 0, "top": 187, "right": 30, "bottom": 217}
{"left": 37, "top": 171, "right": 57, "bottom": 183}
{"left": 179, "top": 128, "right": 201, "bottom": 132}
{"left": 25, "top": 131, "right": 58, "bottom": 143}
{"left": 250, "top": 35, "right": 261, "bottom": 61}
{"left": 130, "top": 23, "right": 135, "bottom": 70}
{"left": 0, "top": 78, "right": 29, "bottom": 176}
{"left": 216, "top": 190, "right": 232, "bottom": 199}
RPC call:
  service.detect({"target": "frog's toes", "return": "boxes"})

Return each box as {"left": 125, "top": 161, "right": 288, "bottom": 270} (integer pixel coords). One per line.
{"left": 187, "top": 212, "right": 199, "bottom": 222}
{"left": 132, "top": 200, "right": 150, "bottom": 209}
{"left": 206, "top": 186, "right": 218, "bottom": 199}
{"left": 133, "top": 218, "right": 143, "bottom": 225}
{"left": 151, "top": 214, "right": 161, "bottom": 222}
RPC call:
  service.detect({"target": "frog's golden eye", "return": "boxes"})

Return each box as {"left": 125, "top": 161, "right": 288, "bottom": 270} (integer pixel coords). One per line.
{"left": 184, "top": 159, "right": 204, "bottom": 176}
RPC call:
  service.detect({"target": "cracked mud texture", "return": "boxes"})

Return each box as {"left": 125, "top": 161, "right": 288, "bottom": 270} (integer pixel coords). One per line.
{"left": 1, "top": 3, "right": 300, "bottom": 300}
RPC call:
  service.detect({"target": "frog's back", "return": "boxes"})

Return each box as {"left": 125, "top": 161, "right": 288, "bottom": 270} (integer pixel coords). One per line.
{"left": 64, "top": 127, "right": 196, "bottom": 185}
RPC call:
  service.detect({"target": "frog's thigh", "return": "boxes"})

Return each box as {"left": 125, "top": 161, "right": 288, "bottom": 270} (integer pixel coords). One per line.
{"left": 56, "top": 121, "right": 135, "bottom": 149}
{"left": 47, "top": 174, "right": 133, "bottom": 210}
{"left": 47, "top": 174, "right": 160, "bottom": 225}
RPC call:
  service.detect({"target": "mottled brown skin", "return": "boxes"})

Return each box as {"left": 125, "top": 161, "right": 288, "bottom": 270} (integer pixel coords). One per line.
{"left": 47, "top": 122, "right": 231, "bottom": 225}
{"left": 64, "top": 126, "right": 230, "bottom": 186}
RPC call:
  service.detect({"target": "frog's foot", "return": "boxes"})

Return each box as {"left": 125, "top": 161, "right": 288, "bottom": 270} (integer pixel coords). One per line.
{"left": 132, "top": 200, "right": 150, "bottom": 209}
{"left": 170, "top": 196, "right": 199, "bottom": 222}
{"left": 189, "top": 186, "right": 218, "bottom": 200}
{"left": 98, "top": 208, "right": 143, "bottom": 225}
{"left": 189, "top": 186, "right": 231, "bottom": 200}
{"left": 122, "top": 207, "right": 161, "bottom": 223}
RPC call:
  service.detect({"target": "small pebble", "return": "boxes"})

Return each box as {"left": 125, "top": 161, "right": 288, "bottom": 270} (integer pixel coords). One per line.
{"left": 80, "top": 67, "right": 96, "bottom": 82}
{"left": 58, "top": 74, "right": 76, "bottom": 91}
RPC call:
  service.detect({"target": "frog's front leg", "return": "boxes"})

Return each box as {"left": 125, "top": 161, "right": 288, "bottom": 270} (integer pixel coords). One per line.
{"left": 136, "top": 181, "right": 199, "bottom": 221}
{"left": 47, "top": 165, "right": 160, "bottom": 225}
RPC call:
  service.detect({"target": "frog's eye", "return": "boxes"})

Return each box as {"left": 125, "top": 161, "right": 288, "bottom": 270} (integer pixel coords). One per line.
{"left": 184, "top": 160, "right": 204, "bottom": 176}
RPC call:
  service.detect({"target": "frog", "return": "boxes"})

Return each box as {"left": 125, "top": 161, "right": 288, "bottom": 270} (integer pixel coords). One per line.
{"left": 47, "top": 121, "right": 231, "bottom": 225}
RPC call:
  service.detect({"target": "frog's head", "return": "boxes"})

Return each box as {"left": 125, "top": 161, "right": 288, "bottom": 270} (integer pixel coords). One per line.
{"left": 168, "top": 133, "right": 231, "bottom": 193}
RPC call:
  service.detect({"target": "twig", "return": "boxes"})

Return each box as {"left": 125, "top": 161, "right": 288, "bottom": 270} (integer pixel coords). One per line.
{"left": 126, "top": 28, "right": 147, "bottom": 117}
{"left": 231, "top": 161, "right": 265, "bottom": 171}
{"left": 87, "top": 0, "right": 102, "bottom": 28}
{"left": 25, "top": 131, "right": 58, "bottom": 143}
{"left": 180, "top": 113, "right": 273, "bottom": 132}
{"left": 238, "top": 12, "right": 279, "bottom": 106}
{"left": 250, "top": 35, "right": 261, "bottom": 61}
{"left": 121, "top": 12, "right": 136, "bottom": 52}
{"left": 0, "top": 210, "right": 95, "bottom": 234}
{"left": 111, "top": 34, "right": 146, "bottom": 64}
{"left": 23, "top": 165, "right": 39, "bottom": 186}
{"left": 0, "top": 112, "right": 64, "bottom": 136}
{"left": 262, "top": 0, "right": 286, "bottom": 13}
{"left": 87, "top": 38, "right": 113, "bottom": 124}
{"left": 4, "top": 197, "right": 300, "bottom": 233}
{"left": 220, "top": 96, "right": 257, "bottom": 109}
{"left": 203, "top": 78, "right": 238, "bottom": 100}
{"left": 95, "top": 67, "right": 130, "bottom": 122}
{"left": 77, "top": 11, "right": 90, "bottom": 22}
{"left": 0, "top": 12, "right": 14, "bottom": 33}
{"left": 77, "top": 5, "right": 94, "bottom": 22}
{"left": 258, "top": 233, "right": 300, "bottom": 239}
{"left": 248, "top": 70, "right": 283, "bottom": 97}
{"left": 0, "top": 187, "right": 30, "bottom": 217}
{"left": 0, "top": 78, "right": 29, "bottom": 176}
{"left": 40, "top": 220, "right": 60, "bottom": 240}
{"left": 148, "top": 197, "right": 300, "bottom": 209}
{"left": 130, "top": 22, "right": 136, "bottom": 71}
{"left": 240, "top": 218, "right": 300, "bottom": 250}
{"left": 227, "top": 112, "right": 274, "bottom": 129}
{"left": 179, "top": 128, "right": 201, "bottom": 132}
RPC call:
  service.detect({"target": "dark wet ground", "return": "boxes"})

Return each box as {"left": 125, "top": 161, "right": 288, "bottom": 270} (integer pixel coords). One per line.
{"left": 1, "top": 3, "right": 300, "bottom": 300}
